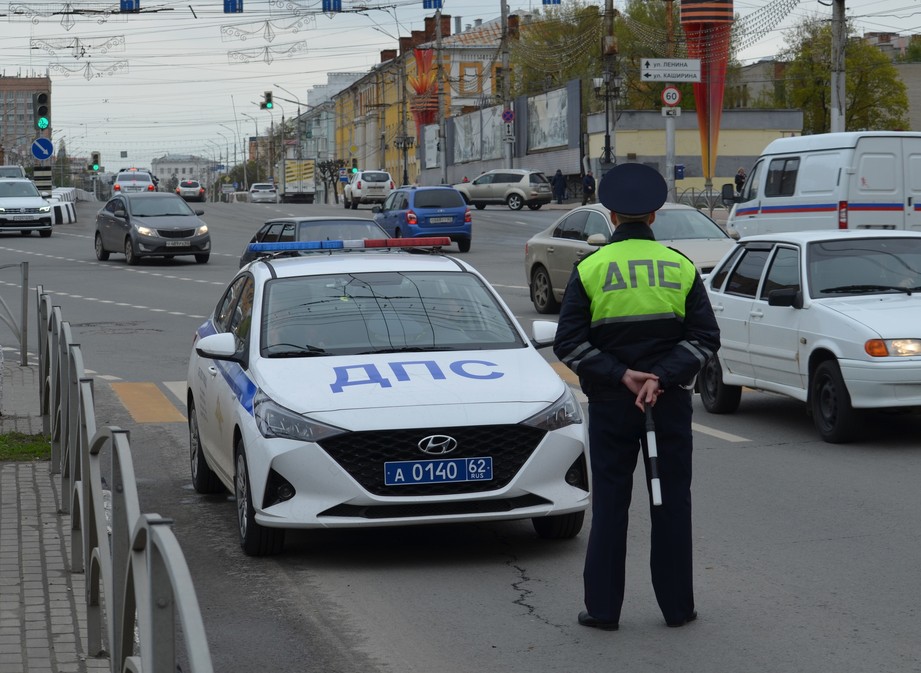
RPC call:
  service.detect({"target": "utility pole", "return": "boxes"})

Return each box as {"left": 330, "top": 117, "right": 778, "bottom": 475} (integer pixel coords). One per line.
{"left": 436, "top": 8, "right": 448, "bottom": 185}
{"left": 603, "top": 0, "right": 617, "bottom": 171}
{"left": 830, "top": 0, "right": 846, "bottom": 133}
{"left": 501, "top": 0, "right": 513, "bottom": 169}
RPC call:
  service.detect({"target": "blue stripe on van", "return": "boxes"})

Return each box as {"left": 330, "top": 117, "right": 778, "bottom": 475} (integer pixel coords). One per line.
{"left": 849, "top": 202, "right": 904, "bottom": 212}
{"left": 759, "top": 203, "right": 838, "bottom": 214}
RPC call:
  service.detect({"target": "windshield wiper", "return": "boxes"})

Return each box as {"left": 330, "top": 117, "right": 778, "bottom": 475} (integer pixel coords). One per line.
{"left": 357, "top": 346, "right": 446, "bottom": 354}
{"left": 264, "top": 344, "right": 330, "bottom": 357}
{"left": 821, "top": 284, "right": 919, "bottom": 295}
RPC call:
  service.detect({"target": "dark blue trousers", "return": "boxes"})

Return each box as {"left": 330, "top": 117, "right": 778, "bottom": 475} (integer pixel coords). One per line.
{"left": 583, "top": 388, "right": 695, "bottom": 625}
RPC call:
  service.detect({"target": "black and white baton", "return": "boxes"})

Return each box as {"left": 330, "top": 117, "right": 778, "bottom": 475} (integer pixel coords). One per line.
{"left": 644, "top": 404, "right": 663, "bottom": 506}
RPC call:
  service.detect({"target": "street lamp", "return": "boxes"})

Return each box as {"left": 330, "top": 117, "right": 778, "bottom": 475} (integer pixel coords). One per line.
{"left": 242, "top": 112, "right": 259, "bottom": 179}
{"left": 394, "top": 134, "right": 415, "bottom": 187}
{"left": 593, "top": 70, "right": 623, "bottom": 170}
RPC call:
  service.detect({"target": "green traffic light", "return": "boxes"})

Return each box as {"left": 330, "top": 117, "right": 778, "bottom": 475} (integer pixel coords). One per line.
{"left": 37, "top": 117, "right": 49, "bottom": 130}
{"left": 265, "top": 101, "right": 273, "bottom": 109}
{"left": 92, "top": 164, "right": 99, "bottom": 171}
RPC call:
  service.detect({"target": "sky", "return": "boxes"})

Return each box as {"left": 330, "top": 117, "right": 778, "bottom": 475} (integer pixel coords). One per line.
{"left": 2, "top": 0, "right": 920, "bottom": 169}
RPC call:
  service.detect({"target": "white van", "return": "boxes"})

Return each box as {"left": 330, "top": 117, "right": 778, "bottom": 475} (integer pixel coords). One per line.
{"left": 724, "top": 132, "right": 921, "bottom": 236}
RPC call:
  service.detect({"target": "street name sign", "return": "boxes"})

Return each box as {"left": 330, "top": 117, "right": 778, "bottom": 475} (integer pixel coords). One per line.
{"left": 641, "top": 59, "right": 701, "bottom": 82}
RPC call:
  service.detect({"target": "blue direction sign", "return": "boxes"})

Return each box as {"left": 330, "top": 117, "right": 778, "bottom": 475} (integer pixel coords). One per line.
{"left": 31, "top": 137, "right": 54, "bottom": 161}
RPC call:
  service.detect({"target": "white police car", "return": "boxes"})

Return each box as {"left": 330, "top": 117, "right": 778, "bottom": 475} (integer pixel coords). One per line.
{"left": 187, "top": 238, "right": 588, "bottom": 555}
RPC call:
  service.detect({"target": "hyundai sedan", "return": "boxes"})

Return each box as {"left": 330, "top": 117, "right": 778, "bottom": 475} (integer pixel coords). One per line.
{"left": 188, "top": 238, "right": 589, "bottom": 555}
{"left": 699, "top": 230, "right": 921, "bottom": 443}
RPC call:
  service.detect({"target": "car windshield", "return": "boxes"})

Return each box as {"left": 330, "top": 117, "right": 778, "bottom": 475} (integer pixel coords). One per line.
{"left": 808, "top": 238, "right": 921, "bottom": 297}
{"left": 361, "top": 172, "right": 390, "bottom": 182}
{"left": 653, "top": 210, "right": 730, "bottom": 241}
{"left": 0, "top": 168, "right": 24, "bottom": 178}
{"left": 297, "top": 222, "right": 387, "bottom": 240}
{"left": 414, "top": 190, "right": 465, "bottom": 208}
{"left": 130, "top": 197, "right": 196, "bottom": 217}
{"left": 260, "top": 270, "right": 523, "bottom": 357}
{"left": 0, "top": 182, "right": 40, "bottom": 198}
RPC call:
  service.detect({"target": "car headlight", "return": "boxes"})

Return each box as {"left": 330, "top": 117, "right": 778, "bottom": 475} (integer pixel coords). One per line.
{"left": 865, "top": 339, "right": 921, "bottom": 357}
{"left": 39, "top": 206, "right": 51, "bottom": 213}
{"left": 253, "top": 390, "right": 345, "bottom": 442}
{"left": 135, "top": 226, "right": 156, "bottom": 237}
{"left": 196, "top": 224, "right": 209, "bottom": 236}
{"left": 522, "top": 387, "right": 583, "bottom": 430}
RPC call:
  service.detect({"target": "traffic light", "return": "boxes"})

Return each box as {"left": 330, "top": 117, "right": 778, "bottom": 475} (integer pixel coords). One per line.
{"left": 89, "top": 152, "right": 101, "bottom": 172}
{"left": 260, "top": 91, "right": 273, "bottom": 110}
{"left": 32, "top": 92, "right": 50, "bottom": 131}
{"left": 351, "top": 158, "right": 358, "bottom": 172}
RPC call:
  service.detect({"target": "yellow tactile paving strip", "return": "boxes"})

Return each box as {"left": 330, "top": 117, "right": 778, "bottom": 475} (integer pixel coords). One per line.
{"left": 110, "top": 382, "right": 187, "bottom": 423}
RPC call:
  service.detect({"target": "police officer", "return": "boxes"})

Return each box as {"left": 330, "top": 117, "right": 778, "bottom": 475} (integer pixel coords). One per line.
{"left": 553, "top": 162, "right": 720, "bottom": 631}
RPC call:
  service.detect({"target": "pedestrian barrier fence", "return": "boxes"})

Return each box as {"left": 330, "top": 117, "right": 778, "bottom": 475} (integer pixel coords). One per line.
{"left": 37, "top": 285, "right": 214, "bottom": 673}
{"left": 0, "top": 262, "right": 29, "bottom": 366}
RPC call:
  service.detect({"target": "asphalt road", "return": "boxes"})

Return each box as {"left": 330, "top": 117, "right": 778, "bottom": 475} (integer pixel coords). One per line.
{"left": 1, "top": 198, "right": 919, "bottom": 673}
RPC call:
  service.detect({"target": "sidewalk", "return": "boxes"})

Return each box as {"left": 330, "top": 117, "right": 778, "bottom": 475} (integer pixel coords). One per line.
{"left": 0, "top": 350, "right": 110, "bottom": 673}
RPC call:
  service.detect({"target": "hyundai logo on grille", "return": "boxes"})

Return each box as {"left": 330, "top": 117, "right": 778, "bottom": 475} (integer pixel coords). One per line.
{"left": 417, "top": 435, "right": 458, "bottom": 455}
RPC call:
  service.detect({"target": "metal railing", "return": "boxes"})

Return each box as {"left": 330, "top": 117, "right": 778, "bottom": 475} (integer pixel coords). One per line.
{"left": 0, "top": 261, "right": 28, "bottom": 365}
{"left": 37, "top": 284, "right": 214, "bottom": 673}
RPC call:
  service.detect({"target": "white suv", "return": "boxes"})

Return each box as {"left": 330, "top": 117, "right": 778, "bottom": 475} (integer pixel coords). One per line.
{"left": 343, "top": 170, "right": 394, "bottom": 209}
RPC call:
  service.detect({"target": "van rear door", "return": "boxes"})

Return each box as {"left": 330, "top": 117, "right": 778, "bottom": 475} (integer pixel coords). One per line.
{"left": 904, "top": 138, "right": 921, "bottom": 231}
{"left": 849, "top": 136, "right": 905, "bottom": 230}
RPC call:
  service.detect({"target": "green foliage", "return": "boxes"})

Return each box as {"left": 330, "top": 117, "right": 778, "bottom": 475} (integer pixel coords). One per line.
{"left": 780, "top": 17, "right": 908, "bottom": 133}
{"left": 0, "top": 432, "right": 51, "bottom": 461}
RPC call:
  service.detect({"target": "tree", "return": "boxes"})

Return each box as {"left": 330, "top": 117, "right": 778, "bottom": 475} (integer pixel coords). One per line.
{"left": 780, "top": 17, "right": 908, "bottom": 133}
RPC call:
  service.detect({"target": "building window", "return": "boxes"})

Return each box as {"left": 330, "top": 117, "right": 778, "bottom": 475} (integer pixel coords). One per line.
{"left": 459, "top": 63, "right": 482, "bottom": 96}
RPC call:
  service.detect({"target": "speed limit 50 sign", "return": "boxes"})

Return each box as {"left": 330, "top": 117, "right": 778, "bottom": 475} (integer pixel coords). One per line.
{"left": 661, "top": 86, "right": 681, "bottom": 107}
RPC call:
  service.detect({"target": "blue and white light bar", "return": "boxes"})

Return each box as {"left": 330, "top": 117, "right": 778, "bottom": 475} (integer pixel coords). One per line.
{"left": 247, "top": 237, "right": 452, "bottom": 254}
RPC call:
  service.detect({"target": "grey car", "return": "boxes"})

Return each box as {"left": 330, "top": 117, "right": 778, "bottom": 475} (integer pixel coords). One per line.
{"left": 94, "top": 192, "right": 211, "bottom": 265}
{"left": 524, "top": 202, "right": 737, "bottom": 313}
{"left": 454, "top": 168, "right": 552, "bottom": 211}
{"left": 113, "top": 171, "right": 156, "bottom": 194}
{"left": 240, "top": 216, "right": 389, "bottom": 267}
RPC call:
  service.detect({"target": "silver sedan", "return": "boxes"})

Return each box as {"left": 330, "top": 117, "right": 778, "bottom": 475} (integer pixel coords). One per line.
{"left": 524, "top": 202, "right": 737, "bottom": 313}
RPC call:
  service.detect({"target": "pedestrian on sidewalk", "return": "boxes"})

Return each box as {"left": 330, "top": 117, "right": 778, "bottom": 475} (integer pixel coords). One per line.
{"left": 581, "top": 170, "right": 596, "bottom": 205}
{"left": 551, "top": 169, "right": 566, "bottom": 204}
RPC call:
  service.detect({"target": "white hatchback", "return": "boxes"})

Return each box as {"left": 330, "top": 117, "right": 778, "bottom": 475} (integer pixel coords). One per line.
{"left": 249, "top": 183, "right": 278, "bottom": 204}
{"left": 700, "top": 229, "right": 921, "bottom": 443}
{"left": 186, "top": 238, "right": 589, "bottom": 555}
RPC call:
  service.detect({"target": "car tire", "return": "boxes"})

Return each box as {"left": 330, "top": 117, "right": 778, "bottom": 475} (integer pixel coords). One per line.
{"left": 527, "top": 203, "right": 543, "bottom": 210}
{"left": 474, "top": 203, "right": 486, "bottom": 210}
{"left": 532, "top": 511, "right": 584, "bottom": 539}
{"left": 124, "top": 238, "right": 139, "bottom": 265}
{"left": 507, "top": 194, "right": 524, "bottom": 210}
{"left": 458, "top": 238, "right": 471, "bottom": 253}
{"left": 195, "top": 253, "right": 210, "bottom": 264}
{"left": 188, "top": 399, "right": 224, "bottom": 494}
{"left": 698, "top": 356, "right": 741, "bottom": 414}
{"left": 235, "top": 441, "right": 285, "bottom": 556}
{"left": 39, "top": 229, "right": 52, "bottom": 238}
{"left": 530, "top": 265, "right": 560, "bottom": 314}
{"left": 810, "top": 361, "right": 859, "bottom": 443}
{"left": 94, "top": 234, "right": 110, "bottom": 261}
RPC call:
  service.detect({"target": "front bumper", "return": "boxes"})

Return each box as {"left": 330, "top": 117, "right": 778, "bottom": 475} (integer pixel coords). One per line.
{"left": 135, "top": 234, "right": 211, "bottom": 257}
{"left": 839, "top": 358, "right": 921, "bottom": 408}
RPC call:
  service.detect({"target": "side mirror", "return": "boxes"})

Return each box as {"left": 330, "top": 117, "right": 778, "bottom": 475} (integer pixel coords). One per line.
{"left": 194, "top": 332, "right": 240, "bottom": 361}
{"left": 114, "top": 209, "right": 127, "bottom": 219}
{"left": 721, "top": 183, "right": 739, "bottom": 206}
{"left": 530, "top": 320, "right": 558, "bottom": 349}
{"left": 586, "top": 233, "right": 608, "bottom": 247}
{"left": 767, "top": 288, "right": 803, "bottom": 309}
{"left": 371, "top": 205, "right": 382, "bottom": 214}
{"left": 195, "top": 210, "right": 205, "bottom": 216}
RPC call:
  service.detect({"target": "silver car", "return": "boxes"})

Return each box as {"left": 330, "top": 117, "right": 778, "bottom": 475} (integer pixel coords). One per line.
{"left": 0, "top": 178, "right": 53, "bottom": 237}
{"left": 249, "top": 183, "right": 278, "bottom": 204}
{"left": 524, "top": 202, "right": 737, "bottom": 313}
{"left": 176, "top": 179, "right": 206, "bottom": 202}
{"left": 454, "top": 168, "right": 552, "bottom": 211}
{"left": 114, "top": 171, "right": 156, "bottom": 194}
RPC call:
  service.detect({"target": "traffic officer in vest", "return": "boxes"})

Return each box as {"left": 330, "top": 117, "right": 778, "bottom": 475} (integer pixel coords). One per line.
{"left": 553, "top": 162, "right": 720, "bottom": 631}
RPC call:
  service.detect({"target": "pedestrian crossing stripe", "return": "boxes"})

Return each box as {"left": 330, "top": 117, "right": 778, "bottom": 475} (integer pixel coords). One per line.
{"left": 110, "top": 382, "right": 186, "bottom": 423}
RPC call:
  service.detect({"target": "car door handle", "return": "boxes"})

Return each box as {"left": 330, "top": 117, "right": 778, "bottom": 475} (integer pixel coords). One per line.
{"left": 546, "top": 246, "right": 555, "bottom": 254}
{"left": 207, "top": 366, "right": 218, "bottom": 377}
{"left": 749, "top": 309, "right": 764, "bottom": 319}
{"left": 713, "top": 304, "right": 724, "bottom": 313}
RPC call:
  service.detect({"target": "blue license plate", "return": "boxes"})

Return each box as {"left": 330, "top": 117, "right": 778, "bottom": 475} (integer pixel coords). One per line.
{"left": 384, "top": 456, "right": 493, "bottom": 486}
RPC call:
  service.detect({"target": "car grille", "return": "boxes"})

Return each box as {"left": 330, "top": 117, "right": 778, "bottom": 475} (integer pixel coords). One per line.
{"left": 3, "top": 207, "right": 44, "bottom": 214}
{"left": 157, "top": 228, "right": 197, "bottom": 238}
{"left": 319, "top": 424, "right": 546, "bottom": 496}
{"left": 320, "top": 494, "right": 550, "bottom": 519}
